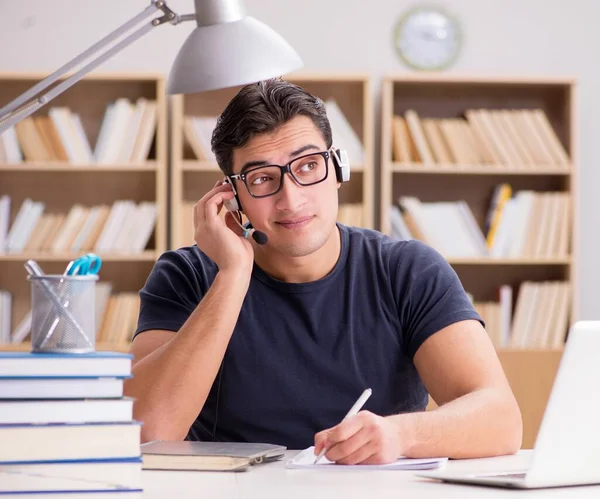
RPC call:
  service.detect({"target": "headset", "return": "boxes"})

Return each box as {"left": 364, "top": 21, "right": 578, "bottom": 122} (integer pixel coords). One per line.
{"left": 222, "top": 147, "right": 350, "bottom": 245}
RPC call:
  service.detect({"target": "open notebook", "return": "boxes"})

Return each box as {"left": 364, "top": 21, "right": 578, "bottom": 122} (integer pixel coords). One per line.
{"left": 286, "top": 447, "right": 448, "bottom": 470}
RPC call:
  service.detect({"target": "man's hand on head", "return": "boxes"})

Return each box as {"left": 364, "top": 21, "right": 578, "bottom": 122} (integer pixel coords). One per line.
{"left": 313, "top": 411, "right": 402, "bottom": 465}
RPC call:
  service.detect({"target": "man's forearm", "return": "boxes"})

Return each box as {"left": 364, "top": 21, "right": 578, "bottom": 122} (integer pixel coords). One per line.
{"left": 125, "top": 269, "right": 249, "bottom": 442}
{"left": 390, "top": 388, "right": 523, "bottom": 459}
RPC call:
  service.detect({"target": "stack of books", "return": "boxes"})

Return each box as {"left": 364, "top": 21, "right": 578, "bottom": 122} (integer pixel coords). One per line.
{"left": 0, "top": 350, "right": 143, "bottom": 497}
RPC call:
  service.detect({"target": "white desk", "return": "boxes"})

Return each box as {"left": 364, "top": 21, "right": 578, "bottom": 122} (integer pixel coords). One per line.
{"left": 141, "top": 450, "right": 600, "bottom": 498}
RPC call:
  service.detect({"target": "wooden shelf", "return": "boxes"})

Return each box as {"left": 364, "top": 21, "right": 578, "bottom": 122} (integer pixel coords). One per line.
{"left": 0, "top": 162, "right": 158, "bottom": 172}
{"left": 447, "top": 257, "right": 572, "bottom": 265}
{"left": 0, "top": 71, "right": 168, "bottom": 353}
{"left": 391, "top": 162, "right": 571, "bottom": 175}
{"left": 0, "top": 251, "right": 157, "bottom": 262}
{"left": 381, "top": 75, "right": 577, "bottom": 450}
{"left": 171, "top": 72, "right": 374, "bottom": 249}
{"left": 0, "top": 342, "right": 131, "bottom": 353}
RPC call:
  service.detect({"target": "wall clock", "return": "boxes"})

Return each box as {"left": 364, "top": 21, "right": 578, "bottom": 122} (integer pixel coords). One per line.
{"left": 394, "top": 6, "right": 462, "bottom": 70}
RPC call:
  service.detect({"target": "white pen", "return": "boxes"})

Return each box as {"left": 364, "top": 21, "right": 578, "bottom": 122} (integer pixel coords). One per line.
{"left": 314, "top": 388, "right": 373, "bottom": 464}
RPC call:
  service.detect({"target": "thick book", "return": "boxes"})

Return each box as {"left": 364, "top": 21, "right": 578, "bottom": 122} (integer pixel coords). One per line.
{"left": 0, "top": 351, "right": 132, "bottom": 377}
{"left": 0, "top": 422, "right": 141, "bottom": 463}
{"left": 141, "top": 440, "right": 286, "bottom": 472}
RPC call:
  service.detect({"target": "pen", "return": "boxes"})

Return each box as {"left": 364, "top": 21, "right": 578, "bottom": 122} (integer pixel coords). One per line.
{"left": 314, "top": 388, "right": 373, "bottom": 464}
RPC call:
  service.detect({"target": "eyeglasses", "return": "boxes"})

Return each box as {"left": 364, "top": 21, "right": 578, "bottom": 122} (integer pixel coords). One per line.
{"left": 228, "top": 150, "right": 330, "bottom": 198}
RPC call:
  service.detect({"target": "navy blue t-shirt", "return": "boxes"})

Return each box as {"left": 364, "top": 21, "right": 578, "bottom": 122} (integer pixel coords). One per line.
{"left": 134, "top": 224, "right": 482, "bottom": 448}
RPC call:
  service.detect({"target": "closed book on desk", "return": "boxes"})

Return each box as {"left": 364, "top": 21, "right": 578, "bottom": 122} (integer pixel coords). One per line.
{"left": 141, "top": 441, "right": 286, "bottom": 472}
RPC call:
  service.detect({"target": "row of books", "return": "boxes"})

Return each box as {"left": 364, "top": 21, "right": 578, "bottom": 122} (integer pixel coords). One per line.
{"left": 0, "top": 351, "right": 142, "bottom": 495}
{"left": 183, "top": 99, "right": 365, "bottom": 166}
{"left": 6, "top": 285, "right": 140, "bottom": 347}
{"left": 389, "top": 189, "right": 570, "bottom": 258}
{"left": 472, "top": 280, "right": 570, "bottom": 349}
{"left": 0, "top": 98, "right": 157, "bottom": 164}
{"left": 0, "top": 196, "right": 156, "bottom": 254}
{"left": 392, "top": 108, "right": 570, "bottom": 167}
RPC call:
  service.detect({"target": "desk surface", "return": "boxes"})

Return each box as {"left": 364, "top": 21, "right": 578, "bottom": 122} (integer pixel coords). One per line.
{"left": 141, "top": 450, "right": 600, "bottom": 498}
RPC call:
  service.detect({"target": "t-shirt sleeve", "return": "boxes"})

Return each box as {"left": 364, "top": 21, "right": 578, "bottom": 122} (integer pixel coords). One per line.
{"left": 394, "top": 240, "right": 484, "bottom": 359}
{"left": 133, "top": 250, "right": 204, "bottom": 338}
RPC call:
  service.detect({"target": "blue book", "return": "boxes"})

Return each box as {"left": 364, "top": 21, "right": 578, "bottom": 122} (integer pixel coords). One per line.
{"left": 0, "top": 352, "right": 132, "bottom": 377}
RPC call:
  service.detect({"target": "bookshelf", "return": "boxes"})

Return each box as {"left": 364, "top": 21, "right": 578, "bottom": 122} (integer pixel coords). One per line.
{"left": 381, "top": 74, "right": 577, "bottom": 448}
{"left": 0, "top": 72, "right": 168, "bottom": 353}
{"left": 170, "top": 72, "right": 374, "bottom": 249}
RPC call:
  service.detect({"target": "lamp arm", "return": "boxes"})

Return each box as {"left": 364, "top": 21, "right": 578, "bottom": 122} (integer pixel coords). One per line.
{"left": 0, "top": 1, "right": 194, "bottom": 135}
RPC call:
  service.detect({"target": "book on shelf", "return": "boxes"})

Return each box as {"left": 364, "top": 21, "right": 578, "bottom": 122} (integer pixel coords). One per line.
{"left": 0, "top": 196, "right": 157, "bottom": 254}
{"left": 391, "top": 108, "right": 570, "bottom": 168}
{"left": 0, "top": 350, "right": 142, "bottom": 495}
{"left": 389, "top": 186, "right": 570, "bottom": 259}
{"left": 0, "top": 98, "right": 157, "bottom": 165}
{"left": 0, "top": 290, "right": 11, "bottom": 344}
{"left": 471, "top": 280, "right": 570, "bottom": 350}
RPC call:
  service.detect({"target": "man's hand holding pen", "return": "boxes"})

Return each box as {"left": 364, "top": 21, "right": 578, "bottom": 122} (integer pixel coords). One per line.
{"left": 314, "top": 410, "right": 403, "bottom": 465}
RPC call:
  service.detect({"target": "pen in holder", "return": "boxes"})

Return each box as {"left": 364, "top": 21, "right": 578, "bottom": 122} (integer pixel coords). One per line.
{"left": 26, "top": 259, "right": 98, "bottom": 354}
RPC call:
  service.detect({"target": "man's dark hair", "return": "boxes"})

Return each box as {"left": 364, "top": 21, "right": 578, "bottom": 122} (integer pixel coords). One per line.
{"left": 211, "top": 78, "right": 332, "bottom": 175}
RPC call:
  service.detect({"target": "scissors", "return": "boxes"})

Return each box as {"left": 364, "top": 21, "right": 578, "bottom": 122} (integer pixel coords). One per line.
{"left": 64, "top": 253, "right": 102, "bottom": 276}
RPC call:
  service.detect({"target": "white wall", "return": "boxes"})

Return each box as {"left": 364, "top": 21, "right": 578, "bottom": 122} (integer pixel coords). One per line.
{"left": 1, "top": 0, "right": 599, "bottom": 319}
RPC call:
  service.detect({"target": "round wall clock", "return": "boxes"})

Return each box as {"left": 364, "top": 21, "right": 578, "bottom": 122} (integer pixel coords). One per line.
{"left": 394, "top": 6, "right": 462, "bottom": 71}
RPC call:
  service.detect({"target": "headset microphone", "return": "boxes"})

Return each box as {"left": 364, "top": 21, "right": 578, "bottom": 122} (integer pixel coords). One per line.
{"left": 228, "top": 210, "right": 268, "bottom": 245}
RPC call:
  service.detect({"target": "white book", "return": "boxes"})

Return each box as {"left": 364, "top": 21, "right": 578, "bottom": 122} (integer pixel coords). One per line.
{"left": 0, "top": 194, "right": 10, "bottom": 252}
{"left": 104, "top": 201, "right": 136, "bottom": 252}
{"left": 94, "top": 201, "right": 128, "bottom": 252}
{"left": 325, "top": 99, "right": 364, "bottom": 165}
{"left": 13, "top": 201, "right": 44, "bottom": 252}
{"left": 10, "top": 310, "right": 31, "bottom": 344}
{"left": 1, "top": 126, "right": 23, "bottom": 163}
{"left": 6, "top": 198, "right": 33, "bottom": 253}
{"left": 0, "top": 397, "right": 133, "bottom": 424}
{"left": 131, "top": 101, "right": 157, "bottom": 163}
{"left": 112, "top": 203, "right": 142, "bottom": 252}
{"left": 192, "top": 117, "right": 217, "bottom": 162}
{"left": 70, "top": 205, "right": 100, "bottom": 252}
{"left": 131, "top": 202, "right": 157, "bottom": 252}
{"left": 97, "top": 98, "right": 133, "bottom": 164}
{"left": 93, "top": 102, "right": 115, "bottom": 161}
{"left": 507, "top": 191, "right": 535, "bottom": 257}
{"left": 1, "top": 291, "right": 12, "bottom": 343}
{"left": 389, "top": 205, "right": 413, "bottom": 241}
{"left": 71, "top": 113, "right": 94, "bottom": 163}
{"left": 118, "top": 98, "right": 147, "bottom": 163}
{"left": 0, "top": 376, "right": 125, "bottom": 400}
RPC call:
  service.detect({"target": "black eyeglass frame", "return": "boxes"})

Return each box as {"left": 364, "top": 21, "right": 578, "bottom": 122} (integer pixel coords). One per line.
{"left": 227, "top": 150, "right": 331, "bottom": 199}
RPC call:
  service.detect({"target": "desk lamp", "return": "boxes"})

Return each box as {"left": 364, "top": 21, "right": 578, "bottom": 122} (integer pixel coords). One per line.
{"left": 0, "top": 0, "right": 303, "bottom": 134}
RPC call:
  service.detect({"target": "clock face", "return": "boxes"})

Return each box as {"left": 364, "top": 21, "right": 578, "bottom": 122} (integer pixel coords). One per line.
{"left": 394, "top": 7, "right": 461, "bottom": 70}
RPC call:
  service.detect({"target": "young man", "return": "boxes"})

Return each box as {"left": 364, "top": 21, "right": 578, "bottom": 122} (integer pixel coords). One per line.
{"left": 124, "top": 79, "right": 522, "bottom": 465}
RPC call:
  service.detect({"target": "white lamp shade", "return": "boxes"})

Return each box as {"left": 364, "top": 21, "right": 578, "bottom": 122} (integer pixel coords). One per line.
{"left": 167, "top": 16, "right": 303, "bottom": 94}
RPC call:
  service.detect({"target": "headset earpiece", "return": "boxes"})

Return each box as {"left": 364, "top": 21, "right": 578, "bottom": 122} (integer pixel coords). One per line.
{"left": 222, "top": 176, "right": 242, "bottom": 212}
{"left": 331, "top": 148, "right": 350, "bottom": 183}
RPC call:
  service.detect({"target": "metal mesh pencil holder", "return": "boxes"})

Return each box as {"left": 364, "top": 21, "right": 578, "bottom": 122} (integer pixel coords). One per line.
{"left": 28, "top": 273, "right": 98, "bottom": 353}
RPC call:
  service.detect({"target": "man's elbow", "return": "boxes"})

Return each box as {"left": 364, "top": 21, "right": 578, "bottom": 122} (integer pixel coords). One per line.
{"left": 498, "top": 390, "right": 523, "bottom": 455}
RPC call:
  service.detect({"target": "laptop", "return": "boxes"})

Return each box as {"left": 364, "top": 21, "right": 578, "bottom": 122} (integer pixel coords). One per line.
{"left": 417, "top": 320, "right": 600, "bottom": 489}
